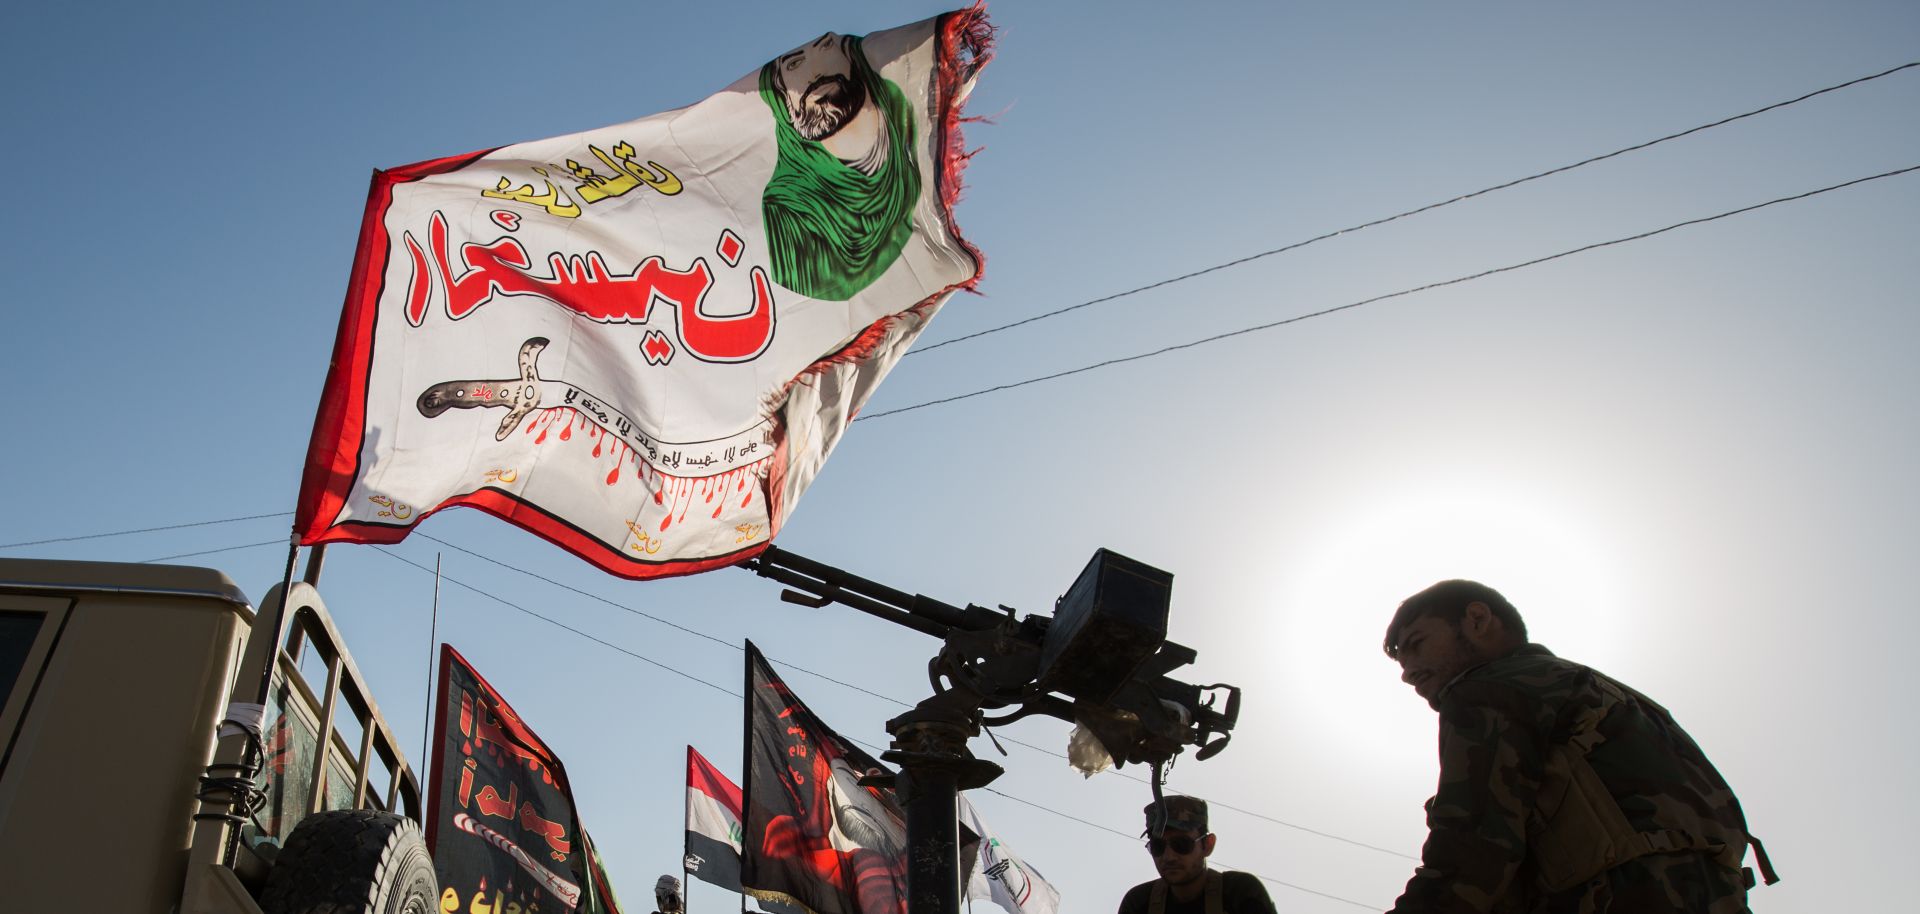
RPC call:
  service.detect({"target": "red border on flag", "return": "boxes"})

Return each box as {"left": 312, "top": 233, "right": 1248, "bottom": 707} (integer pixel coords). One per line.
{"left": 294, "top": 7, "right": 994, "bottom": 580}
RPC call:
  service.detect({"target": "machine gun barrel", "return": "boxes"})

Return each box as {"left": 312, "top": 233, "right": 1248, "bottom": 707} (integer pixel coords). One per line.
{"left": 745, "top": 545, "right": 971, "bottom": 638}
{"left": 745, "top": 545, "right": 1238, "bottom": 763}
{"left": 737, "top": 544, "right": 1241, "bottom": 914}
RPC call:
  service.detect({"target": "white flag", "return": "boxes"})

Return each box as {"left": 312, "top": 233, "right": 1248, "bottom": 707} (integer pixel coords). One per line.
{"left": 296, "top": 9, "right": 992, "bottom": 579}
{"left": 960, "top": 797, "right": 1060, "bottom": 914}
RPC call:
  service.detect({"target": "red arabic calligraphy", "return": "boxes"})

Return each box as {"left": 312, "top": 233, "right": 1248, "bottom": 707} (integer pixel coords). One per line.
{"left": 454, "top": 687, "right": 575, "bottom": 859}
{"left": 518, "top": 800, "right": 572, "bottom": 856}
{"left": 402, "top": 211, "right": 775, "bottom": 363}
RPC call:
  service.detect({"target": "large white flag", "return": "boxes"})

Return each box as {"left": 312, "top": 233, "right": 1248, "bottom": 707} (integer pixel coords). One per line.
{"left": 296, "top": 9, "right": 991, "bottom": 578}
{"left": 960, "top": 797, "right": 1061, "bottom": 914}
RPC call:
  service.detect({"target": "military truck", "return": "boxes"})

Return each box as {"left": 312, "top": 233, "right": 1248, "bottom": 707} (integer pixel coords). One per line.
{"left": 0, "top": 557, "right": 438, "bottom": 913}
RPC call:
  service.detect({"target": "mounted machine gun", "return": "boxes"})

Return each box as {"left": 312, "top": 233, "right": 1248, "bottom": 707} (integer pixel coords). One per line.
{"left": 743, "top": 546, "right": 1241, "bottom": 914}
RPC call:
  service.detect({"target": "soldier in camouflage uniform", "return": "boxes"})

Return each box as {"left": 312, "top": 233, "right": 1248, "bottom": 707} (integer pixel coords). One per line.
{"left": 1382, "top": 580, "right": 1776, "bottom": 913}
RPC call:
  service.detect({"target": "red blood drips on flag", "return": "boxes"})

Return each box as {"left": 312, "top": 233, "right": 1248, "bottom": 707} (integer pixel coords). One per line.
{"left": 513, "top": 406, "right": 767, "bottom": 533}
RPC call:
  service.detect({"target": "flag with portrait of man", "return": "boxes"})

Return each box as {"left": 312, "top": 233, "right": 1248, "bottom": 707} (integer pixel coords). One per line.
{"left": 740, "top": 642, "right": 910, "bottom": 914}
{"left": 295, "top": 9, "right": 993, "bottom": 579}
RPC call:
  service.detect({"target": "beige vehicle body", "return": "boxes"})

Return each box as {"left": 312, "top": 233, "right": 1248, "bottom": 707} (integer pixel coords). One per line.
{"left": 0, "top": 557, "right": 423, "bottom": 914}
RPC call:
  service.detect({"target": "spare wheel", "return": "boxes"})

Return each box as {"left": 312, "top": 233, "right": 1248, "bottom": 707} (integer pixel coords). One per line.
{"left": 258, "top": 808, "right": 438, "bottom": 914}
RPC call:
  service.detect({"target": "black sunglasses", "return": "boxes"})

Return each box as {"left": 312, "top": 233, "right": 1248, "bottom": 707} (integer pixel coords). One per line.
{"left": 1146, "top": 834, "right": 1200, "bottom": 856}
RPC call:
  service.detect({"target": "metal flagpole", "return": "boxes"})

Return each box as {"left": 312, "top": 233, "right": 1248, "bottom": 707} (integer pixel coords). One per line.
{"left": 682, "top": 743, "right": 693, "bottom": 914}
{"left": 420, "top": 552, "right": 442, "bottom": 769}
{"left": 740, "top": 643, "right": 755, "bottom": 914}
{"left": 220, "top": 532, "right": 303, "bottom": 865}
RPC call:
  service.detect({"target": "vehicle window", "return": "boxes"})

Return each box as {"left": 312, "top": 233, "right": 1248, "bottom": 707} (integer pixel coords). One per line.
{"left": 294, "top": 636, "right": 331, "bottom": 695}
{"left": 243, "top": 678, "right": 319, "bottom": 848}
{"left": 0, "top": 612, "right": 46, "bottom": 712}
{"left": 365, "top": 746, "right": 394, "bottom": 812}
{"left": 324, "top": 746, "right": 358, "bottom": 812}
{"left": 333, "top": 691, "right": 367, "bottom": 770}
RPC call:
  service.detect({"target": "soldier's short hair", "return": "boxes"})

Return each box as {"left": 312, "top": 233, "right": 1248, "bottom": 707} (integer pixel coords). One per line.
{"left": 1383, "top": 579, "right": 1528, "bottom": 658}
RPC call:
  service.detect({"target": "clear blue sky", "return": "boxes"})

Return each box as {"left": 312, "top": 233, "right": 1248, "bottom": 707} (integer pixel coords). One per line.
{"left": 3, "top": 2, "right": 1916, "bottom": 911}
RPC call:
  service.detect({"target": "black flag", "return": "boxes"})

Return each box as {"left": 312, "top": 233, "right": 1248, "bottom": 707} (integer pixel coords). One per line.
{"left": 740, "top": 642, "right": 908, "bottom": 914}
{"left": 426, "top": 645, "right": 626, "bottom": 914}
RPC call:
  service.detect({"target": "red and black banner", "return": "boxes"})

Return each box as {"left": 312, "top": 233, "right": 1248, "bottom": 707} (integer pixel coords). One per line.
{"left": 427, "top": 644, "right": 626, "bottom": 914}
{"left": 741, "top": 642, "right": 908, "bottom": 914}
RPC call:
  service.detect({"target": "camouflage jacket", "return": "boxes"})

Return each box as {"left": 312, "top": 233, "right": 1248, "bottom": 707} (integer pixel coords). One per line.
{"left": 1388, "top": 645, "right": 1754, "bottom": 914}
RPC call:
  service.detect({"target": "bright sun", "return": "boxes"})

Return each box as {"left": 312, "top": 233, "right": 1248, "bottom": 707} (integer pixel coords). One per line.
{"left": 1266, "top": 479, "right": 1624, "bottom": 759}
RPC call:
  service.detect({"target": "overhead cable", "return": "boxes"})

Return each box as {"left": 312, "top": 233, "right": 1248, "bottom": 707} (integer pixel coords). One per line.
{"left": 373, "top": 546, "right": 738, "bottom": 697}
{"left": 372, "top": 541, "right": 1403, "bottom": 905}
{"left": 414, "top": 530, "right": 913, "bottom": 710}
{"left": 138, "top": 539, "right": 286, "bottom": 564}
{"left": 0, "top": 507, "right": 1513, "bottom": 864}
{"left": 980, "top": 786, "right": 1382, "bottom": 911}
{"left": 0, "top": 511, "right": 293, "bottom": 550}
{"left": 861, "top": 164, "right": 1920, "bottom": 422}
{"left": 33, "top": 163, "right": 1906, "bottom": 854}
{"left": 413, "top": 528, "right": 1413, "bottom": 859}
{"left": 907, "top": 61, "right": 1920, "bottom": 357}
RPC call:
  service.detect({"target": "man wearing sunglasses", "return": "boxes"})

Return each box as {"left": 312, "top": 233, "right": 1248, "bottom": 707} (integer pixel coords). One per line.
{"left": 1116, "top": 796, "right": 1276, "bottom": 914}
{"left": 1383, "top": 580, "right": 1777, "bottom": 913}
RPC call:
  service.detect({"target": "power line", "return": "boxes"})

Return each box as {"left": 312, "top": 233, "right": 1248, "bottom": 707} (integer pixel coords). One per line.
{"left": 29, "top": 513, "right": 1411, "bottom": 901}
{"left": 0, "top": 511, "right": 292, "bottom": 550}
{"left": 137, "top": 539, "right": 286, "bottom": 564}
{"left": 28, "top": 163, "right": 1898, "bottom": 868}
{"left": 860, "top": 164, "right": 1920, "bottom": 422}
{"left": 413, "top": 530, "right": 915, "bottom": 710}
{"left": 424, "top": 527, "right": 1376, "bottom": 846}
{"left": 413, "top": 527, "right": 1414, "bottom": 860}
{"left": 373, "top": 539, "right": 1405, "bottom": 906}
{"left": 907, "top": 61, "right": 1920, "bottom": 358}
{"left": 372, "top": 546, "right": 738, "bottom": 698}
{"left": 1166, "top": 788, "right": 1414, "bottom": 861}
{"left": 980, "top": 787, "right": 1383, "bottom": 911}
{"left": 419, "top": 528, "right": 1159, "bottom": 789}
{"left": 8, "top": 503, "right": 1407, "bottom": 859}
{"left": 380, "top": 544, "right": 1386, "bottom": 908}
{"left": 1216, "top": 858, "right": 1383, "bottom": 912}
{"left": 2, "top": 505, "right": 1439, "bottom": 864}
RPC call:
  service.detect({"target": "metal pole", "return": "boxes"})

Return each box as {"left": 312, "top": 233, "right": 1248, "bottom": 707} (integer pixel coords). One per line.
{"left": 301, "top": 541, "right": 329, "bottom": 587}
{"left": 222, "top": 532, "right": 302, "bottom": 865}
{"left": 421, "top": 552, "right": 442, "bottom": 770}
{"left": 884, "top": 706, "right": 1001, "bottom": 914}
{"left": 902, "top": 766, "right": 963, "bottom": 914}
{"left": 682, "top": 743, "right": 693, "bottom": 914}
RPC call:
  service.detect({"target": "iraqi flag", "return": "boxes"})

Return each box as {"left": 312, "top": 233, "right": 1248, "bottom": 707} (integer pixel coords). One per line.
{"left": 685, "top": 745, "right": 747, "bottom": 891}
{"left": 295, "top": 9, "right": 992, "bottom": 579}
{"left": 685, "top": 746, "right": 806, "bottom": 914}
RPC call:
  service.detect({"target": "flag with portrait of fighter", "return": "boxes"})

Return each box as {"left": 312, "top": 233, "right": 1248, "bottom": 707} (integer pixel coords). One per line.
{"left": 740, "top": 642, "right": 910, "bottom": 914}
{"left": 295, "top": 9, "right": 993, "bottom": 580}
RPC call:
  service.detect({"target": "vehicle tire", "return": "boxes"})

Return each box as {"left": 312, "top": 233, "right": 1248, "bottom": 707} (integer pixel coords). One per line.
{"left": 259, "top": 808, "right": 439, "bottom": 914}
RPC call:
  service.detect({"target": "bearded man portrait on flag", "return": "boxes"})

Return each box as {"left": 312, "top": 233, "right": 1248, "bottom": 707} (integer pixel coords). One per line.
{"left": 742, "top": 643, "right": 909, "bottom": 914}
{"left": 758, "top": 31, "right": 922, "bottom": 302}
{"left": 294, "top": 9, "right": 991, "bottom": 579}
